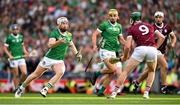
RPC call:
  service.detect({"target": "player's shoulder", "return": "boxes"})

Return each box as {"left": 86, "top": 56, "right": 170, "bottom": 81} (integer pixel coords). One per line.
{"left": 164, "top": 23, "right": 172, "bottom": 28}
{"left": 50, "top": 28, "right": 60, "bottom": 36}
{"left": 141, "top": 22, "right": 152, "bottom": 26}
{"left": 66, "top": 31, "right": 72, "bottom": 37}
{"left": 116, "top": 22, "right": 122, "bottom": 27}
{"left": 51, "top": 28, "right": 59, "bottom": 33}
{"left": 6, "top": 34, "right": 13, "bottom": 39}
{"left": 18, "top": 34, "right": 24, "bottom": 37}
{"left": 7, "top": 34, "right": 12, "bottom": 37}
{"left": 101, "top": 20, "right": 109, "bottom": 25}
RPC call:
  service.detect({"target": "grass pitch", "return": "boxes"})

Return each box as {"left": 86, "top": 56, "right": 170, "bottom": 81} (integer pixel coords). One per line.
{"left": 0, "top": 93, "right": 179, "bottom": 105}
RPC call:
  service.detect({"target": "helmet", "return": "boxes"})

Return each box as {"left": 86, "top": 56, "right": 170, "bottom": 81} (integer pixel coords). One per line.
{"left": 130, "top": 12, "right": 141, "bottom": 22}
{"left": 57, "top": 17, "right": 69, "bottom": 25}
{"left": 10, "top": 24, "right": 19, "bottom": 31}
{"left": 154, "top": 11, "right": 164, "bottom": 17}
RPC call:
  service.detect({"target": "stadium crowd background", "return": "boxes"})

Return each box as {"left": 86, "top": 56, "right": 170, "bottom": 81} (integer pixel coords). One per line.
{"left": 0, "top": 0, "right": 179, "bottom": 93}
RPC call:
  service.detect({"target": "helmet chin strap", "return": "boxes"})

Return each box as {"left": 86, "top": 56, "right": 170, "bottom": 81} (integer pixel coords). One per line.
{"left": 130, "top": 19, "right": 134, "bottom": 24}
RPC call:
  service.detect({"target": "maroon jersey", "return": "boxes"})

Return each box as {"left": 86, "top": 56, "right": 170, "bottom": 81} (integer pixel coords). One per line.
{"left": 154, "top": 23, "right": 172, "bottom": 54}
{"left": 128, "top": 22, "right": 156, "bottom": 47}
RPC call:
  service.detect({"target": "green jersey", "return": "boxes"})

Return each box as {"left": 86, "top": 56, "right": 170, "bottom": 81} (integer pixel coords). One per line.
{"left": 45, "top": 28, "right": 72, "bottom": 60}
{"left": 98, "top": 20, "right": 123, "bottom": 52}
{"left": 4, "top": 34, "right": 24, "bottom": 60}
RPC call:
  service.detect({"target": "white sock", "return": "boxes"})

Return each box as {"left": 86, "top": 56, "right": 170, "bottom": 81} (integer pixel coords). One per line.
{"left": 117, "top": 85, "right": 124, "bottom": 93}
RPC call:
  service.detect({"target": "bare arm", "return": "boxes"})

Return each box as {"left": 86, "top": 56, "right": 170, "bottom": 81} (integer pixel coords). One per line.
{"left": 3, "top": 45, "right": 13, "bottom": 59}
{"left": 22, "top": 43, "right": 29, "bottom": 56}
{"left": 69, "top": 41, "right": 82, "bottom": 61}
{"left": 92, "top": 29, "right": 101, "bottom": 51}
{"left": 169, "top": 31, "right": 176, "bottom": 48}
{"left": 155, "top": 30, "right": 165, "bottom": 48}
{"left": 119, "top": 35, "right": 126, "bottom": 45}
{"left": 47, "top": 38, "right": 66, "bottom": 49}
{"left": 123, "top": 36, "right": 132, "bottom": 60}
{"left": 69, "top": 41, "right": 78, "bottom": 55}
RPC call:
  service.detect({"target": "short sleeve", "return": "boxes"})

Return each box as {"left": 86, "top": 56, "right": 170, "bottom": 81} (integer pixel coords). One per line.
{"left": 4, "top": 36, "right": 10, "bottom": 46}
{"left": 49, "top": 30, "right": 56, "bottom": 38}
{"left": 119, "top": 24, "right": 123, "bottom": 36}
{"left": 20, "top": 35, "right": 24, "bottom": 45}
{"left": 68, "top": 32, "right": 73, "bottom": 42}
{"left": 167, "top": 25, "right": 172, "bottom": 33}
{"left": 127, "top": 27, "right": 133, "bottom": 36}
{"left": 97, "top": 22, "right": 106, "bottom": 33}
{"left": 49, "top": 29, "right": 61, "bottom": 40}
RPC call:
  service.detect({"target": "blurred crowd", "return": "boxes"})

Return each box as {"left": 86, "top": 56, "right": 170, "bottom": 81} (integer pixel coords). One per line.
{"left": 0, "top": 0, "right": 179, "bottom": 88}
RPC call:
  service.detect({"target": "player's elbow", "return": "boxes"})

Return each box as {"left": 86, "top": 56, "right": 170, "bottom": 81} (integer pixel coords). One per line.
{"left": 3, "top": 45, "right": 8, "bottom": 51}
{"left": 47, "top": 43, "right": 53, "bottom": 49}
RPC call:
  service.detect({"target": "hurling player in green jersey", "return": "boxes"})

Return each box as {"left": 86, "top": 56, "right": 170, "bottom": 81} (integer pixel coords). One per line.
{"left": 15, "top": 17, "right": 82, "bottom": 98}
{"left": 4, "top": 24, "right": 29, "bottom": 90}
{"left": 90, "top": 9, "right": 126, "bottom": 96}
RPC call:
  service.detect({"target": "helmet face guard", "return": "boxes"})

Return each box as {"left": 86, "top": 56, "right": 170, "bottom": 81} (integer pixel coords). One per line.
{"left": 10, "top": 24, "right": 19, "bottom": 31}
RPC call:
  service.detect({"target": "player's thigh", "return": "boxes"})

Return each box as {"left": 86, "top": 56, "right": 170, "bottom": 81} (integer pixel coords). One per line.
{"left": 146, "top": 61, "right": 157, "bottom": 72}
{"left": 146, "top": 47, "right": 157, "bottom": 62}
{"left": 11, "top": 67, "right": 19, "bottom": 76}
{"left": 19, "top": 65, "right": 27, "bottom": 75}
{"left": 18, "top": 59, "right": 27, "bottom": 74}
{"left": 33, "top": 65, "right": 47, "bottom": 76}
{"left": 115, "top": 62, "right": 122, "bottom": 75}
{"left": 157, "top": 55, "right": 168, "bottom": 68}
{"left": 52, "top": 62, "right": 65, "bottom": 75}
{"left": 123, "top": 58, "right": 140, "bottom": 74}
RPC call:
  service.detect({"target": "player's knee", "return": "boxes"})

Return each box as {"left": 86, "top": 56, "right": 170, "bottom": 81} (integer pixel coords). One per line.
{"left": 56, "top": 70, "right": 64, "bottom": 77}
{"left": 21, "top": 72, "right": 27, "bottom": 76}
{"left": 13, "top": 74, "right": 19, "bottom": 78}
{"left": 163, "top": 65, "right": 168, "bottom": 71}
{"left": 148, "top": 68, "right": 155, "bottom": 72}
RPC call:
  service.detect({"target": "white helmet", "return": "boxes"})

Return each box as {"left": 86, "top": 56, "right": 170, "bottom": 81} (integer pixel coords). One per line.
{"left": 154, "top": 11, "right": 164, "bottom": 17}
{"left": 57, "top": 17, "right": 69, "bottom": 25}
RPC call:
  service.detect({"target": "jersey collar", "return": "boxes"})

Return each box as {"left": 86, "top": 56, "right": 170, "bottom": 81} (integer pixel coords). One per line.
{"left": 11, "top": 33, "right": 19, "bottom": 38}
{"left": 108, "top": 20, "right": 117, "bottom": 26}
{"left": 58, "top": 28, "right": 66, "bottom": 36}
{"left": 155, "top": 23, "right": 164, "bottom": 29}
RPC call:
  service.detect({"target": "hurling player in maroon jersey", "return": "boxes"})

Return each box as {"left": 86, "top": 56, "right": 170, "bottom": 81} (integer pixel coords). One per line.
{"left": 132, "top": 11, "right": 177, "bottom": 94}
{"left": 108, "top": 12, "right": 165, "bottom": 99}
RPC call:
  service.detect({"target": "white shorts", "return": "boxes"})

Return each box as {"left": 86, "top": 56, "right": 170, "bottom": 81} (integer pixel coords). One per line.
{"left": 9, "top": 59, "right": 26, "bottom": 68}
{"left": 131, "top": 46, "right": 158, "bottom": 62}
{"left": 39, "top": 57, "right": 65, "bottom": 71}
{"left": 157, "top": 50, "right": 164, "bottom": 58}
{"left": 99, "top": 49, "right": 116, "bottom": 61}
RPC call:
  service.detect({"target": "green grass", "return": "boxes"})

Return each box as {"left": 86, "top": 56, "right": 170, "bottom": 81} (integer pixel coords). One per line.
{"left": 0, "top": 93, "right": 179, "bottom": 105}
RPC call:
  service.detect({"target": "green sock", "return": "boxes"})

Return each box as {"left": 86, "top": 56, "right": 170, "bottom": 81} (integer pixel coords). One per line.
{"left": 98, "top": 86, "right": 106, "bottom": 94}
{"left": 21, "top": 83, "right": 27, "bottom": 88}
{"left": 45, "top": 83, "right": 53, "bottom": 89}
{"left": 95, "top": 71, "right": 102, "bottom": 77}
